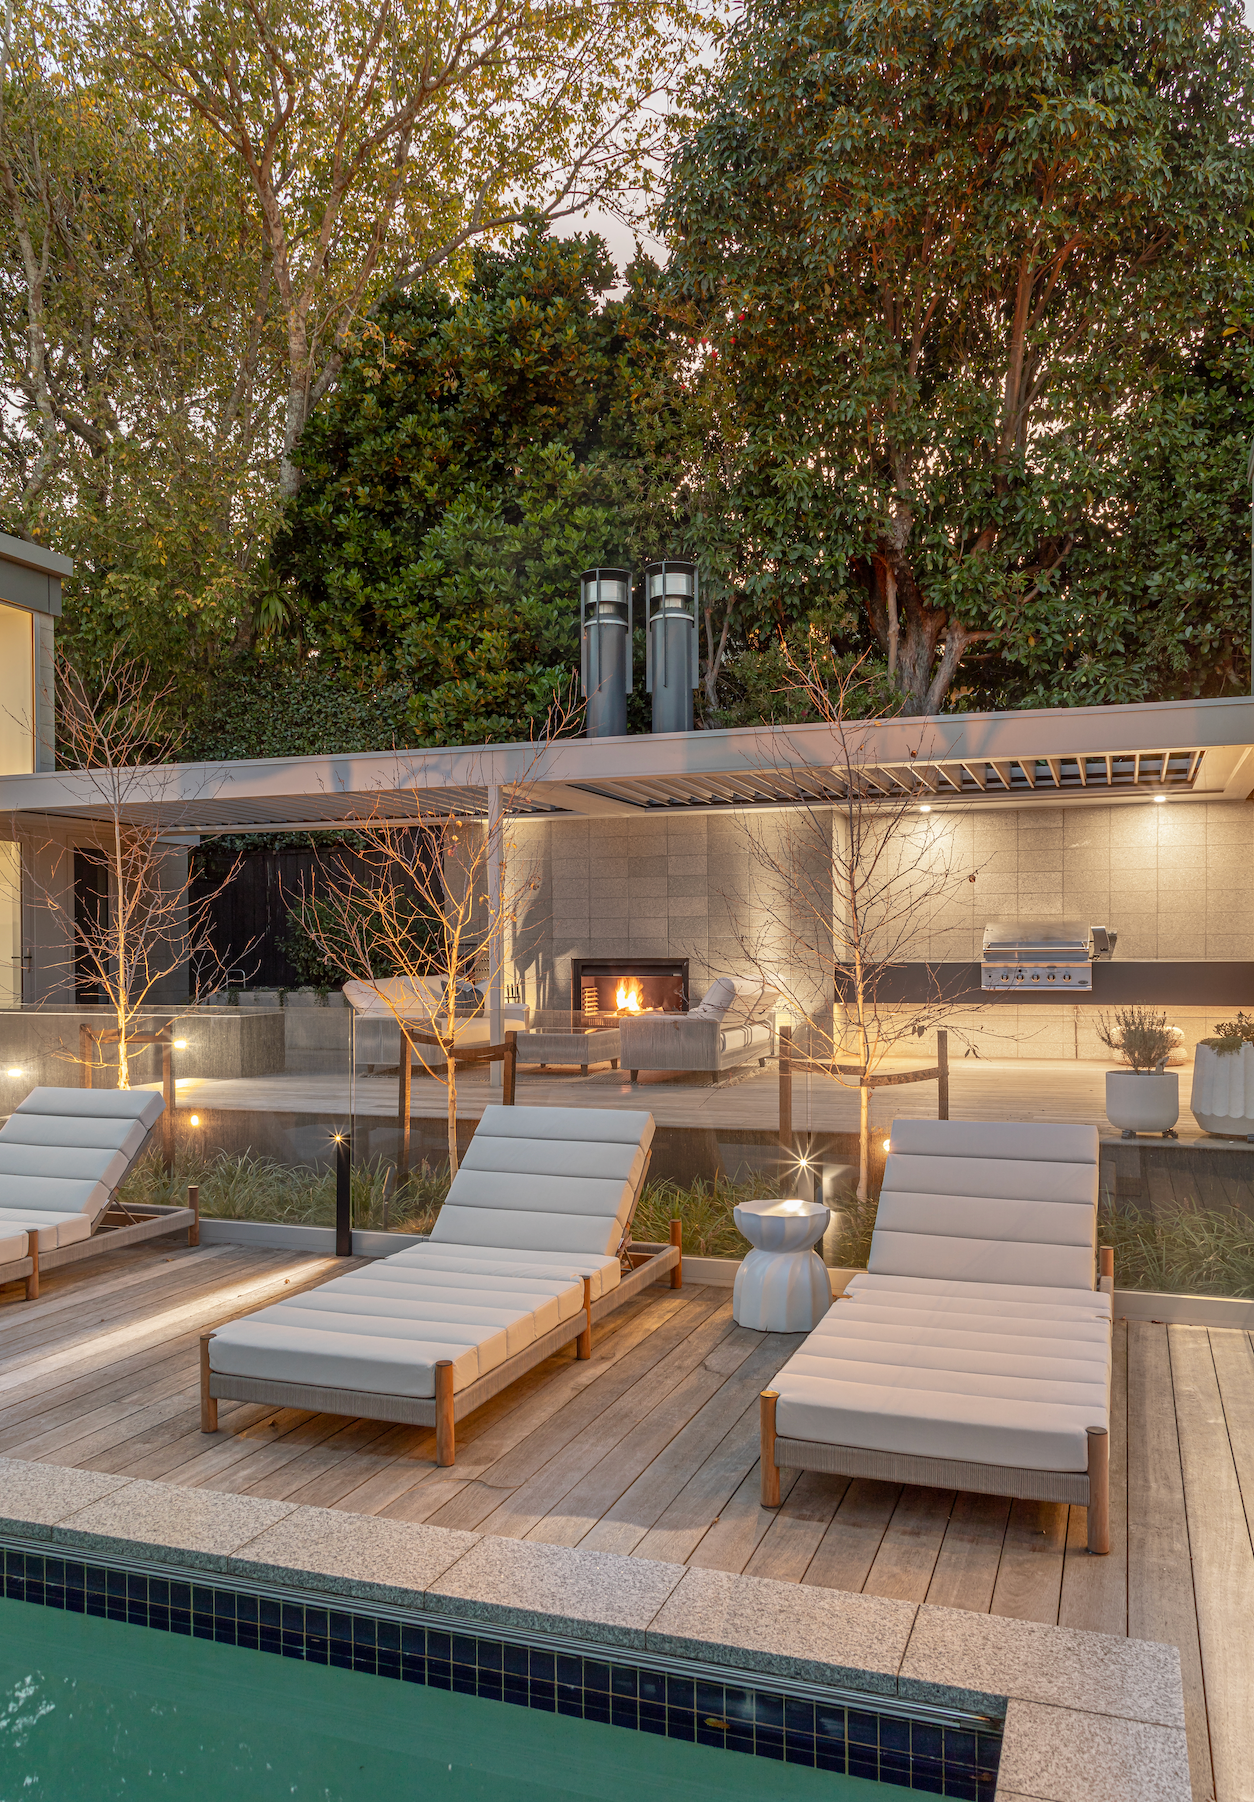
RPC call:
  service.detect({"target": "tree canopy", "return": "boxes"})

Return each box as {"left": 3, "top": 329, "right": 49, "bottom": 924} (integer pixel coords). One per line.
{"left": 663, "top": 0, "right": 1254, "bottom": 714}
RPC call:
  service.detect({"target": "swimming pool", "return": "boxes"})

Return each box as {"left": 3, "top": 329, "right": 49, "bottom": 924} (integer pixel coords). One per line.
{"left": 0, "top": 1599, "right": 920, "bottom": 1801}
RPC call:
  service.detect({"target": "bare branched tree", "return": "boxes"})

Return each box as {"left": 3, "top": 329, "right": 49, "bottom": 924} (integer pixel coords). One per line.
{"left": 733, "top": 648, "right": 984, "bottom": 1200}
{"left": 299, "top": 701, "right": 574, "bottom": 1172}
{"left": 34, "top": 652, "right": 245, "bottom": 1088}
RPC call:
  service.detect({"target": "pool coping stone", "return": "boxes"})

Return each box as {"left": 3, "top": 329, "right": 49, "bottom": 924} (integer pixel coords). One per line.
{"left": 0, "top": 1456, "right": 1191, "bottom": 1800}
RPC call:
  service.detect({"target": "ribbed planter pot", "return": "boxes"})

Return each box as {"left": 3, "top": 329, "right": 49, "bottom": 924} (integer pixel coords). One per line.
{"left": 1105, "top": 1070, "right": 1179, "bottom": 1140}
{"left": 1190, "top": 1042, "right": 1254, "bottom": 1139}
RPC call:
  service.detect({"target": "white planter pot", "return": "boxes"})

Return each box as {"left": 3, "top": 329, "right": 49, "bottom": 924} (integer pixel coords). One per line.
{"left": 1105, "top": 1070, "right": 1179, "bottom": 1139}
{"left": 1190, "top": 1042, "right": 1254, "bottom": 1139}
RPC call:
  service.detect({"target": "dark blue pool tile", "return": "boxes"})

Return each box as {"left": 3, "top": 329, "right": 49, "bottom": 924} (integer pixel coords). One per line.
{"left": 695, "top": 1681, "right": 724, "bottom": 1719}
{"left": 583, "top": 1697, "right": 612, "bottom": 1727}
{"left": 192, "top": 1619, "right": 215, "bottom": 1642}
{"left": 529, "top": 1684, "right": 556, "bottom": 1714}
{"left": 556, "top": 1691, "right": 583, "bottom": 1719}
{"left": 725, "top": 1725, "right": 755, "bottom": 1757}
{"left": 477, "top": 1638, "right": 502, "bottom": 1674}
{"left": 502, "top": 1675, "right": 528, "bottom": 1707}
{"left": 237, "top": 1621, "right": 259, "bottom": 1651}
{"left": 428, "top": 1629, "right": 451, "bottom": 1662}
{"left": 638, "top": 1669, "right": 665, "bottom": 1705}
{"left": 583, "top": 1658, "right": 610, "bottom": 1694}
{"left": 169, "top": 1608, "right": 191, "bottom": 1636}
{"left": 451, "top": 1671, "right": 477, "bottom": 1696}
{"left": 880, "top": 1715, "right": 910, "bottom": 1753}
{"left": 945, "top": 1775, "right": 979, "bottom": 1802}
{"left": 785, "top": 1697, "right": 815, "bottom": 1735}
{"left": 754, "top": 1691, "right": 784, "bottom": 1730}
{"left": 148, "top": 1604, "right": 170, "bottom": 1633}
{"left": 848, "top": 1747, "right": 879, "bottom": 1782}
{"left": 849, "top": 1708, "right": 879, "bottom": 1747}
{"left": 665, "top": 1673, "right": 693, "bottom": 1711}
{"left": 754, "top": 1727, "right": 785, "bottom": 1762}
{"left": 401, "top": 1656, "right": 426, "bottom": 1685}
{"left": 815, "top": 1741, "right": 847, "bottom": 1774}
{"left": 502, "top": 1641, "right": 528, "bottom": 1678}
{"left": 281, "top": 1639, "right": 306, "bottom": 1661}
{"left": 639, "top": 1704, "right": 667, "bottom": 1738}
{"left": 611, "top": 1664, "right": 638, "bottom": 1699}
{"left": 880, "top": 1748, "right": 911, "bottom": 1785}
{"left": 530, "top": 1650, "right": 555, "bottom": 1684}
{"left": 477, "top": 1674, "right": 503, "bottom": 1704}
{"left": 328, "top": 1610, "right": 353, "bottom": 1645}
{"left": 785, "top": 1734, "right": 816, "bottom": 1767}
{"left": 260, "top": 1596, "right": 282, "bottom": 1631}
{"left": 910, "top": 1753, "right": 945, "bottom": 1794}
{"left": 427, "top": 1658, "right": 451, "bottom": 1689}
{"left": 107, "top": 1570, "right": 127, "bottom": 1599}
{"left": 610, "top": 1695, "right": 638, "bottom": 1730}
{"left": 147, "top": 1576, "right": 168, "bottom": 1607}
{"left": 555, "top": 1653, "right": 581, "bottom": 1688}
{"left": 723, "top": 1686, "right": 753, "bottom": 1725}
{"left": 696, "top": 1719, "right": 726, "bottom": 1749}
{"left": 666, "top": 1708, "right": 695, "bottom": 1743}
{"left": 125, "top": 1601, "right": 146, "bottom": 1628}
{"left": 86, "top": 1566, "right": 106, "bottom": 1594}
{"left": 945, "top": 1729, "right": 977, "bottom": 1766}
{"left": 401, "top": 1624, "right": 425, "bottom": 1658}
{"left": 912, "top": 1722, "right": 944, "bottom": 1760}
{"left": 452, "top": 1633, "right": 476, "bottom": 1667}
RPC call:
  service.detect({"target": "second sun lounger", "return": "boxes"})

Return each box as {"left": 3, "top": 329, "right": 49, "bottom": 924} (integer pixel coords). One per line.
{"left": 0, "top": 1085, "right": 197, "bottom": 1301}
{"left": 201, "top": 1105, "right": 678, "bottom": 1464}
{"left": 759, "top": 1119, "right": 1114, "bottom": 1553}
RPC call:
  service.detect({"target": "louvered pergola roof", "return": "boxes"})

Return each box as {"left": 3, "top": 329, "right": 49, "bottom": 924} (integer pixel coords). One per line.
{"left": 0, "top": 693, "right": 1249, "bottom": 834}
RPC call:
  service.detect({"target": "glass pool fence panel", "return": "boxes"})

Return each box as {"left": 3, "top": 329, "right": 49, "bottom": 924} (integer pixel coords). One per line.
{"left": 348, "top": 1007, "right": 452, "bottom": 1240}
{"left": 1099, "top": 1139, "right": 1254, "bottom": 1302}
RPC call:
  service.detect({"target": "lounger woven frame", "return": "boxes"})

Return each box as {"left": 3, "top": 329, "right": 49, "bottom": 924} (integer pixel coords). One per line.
{"left": 202, "top": 1240, "right": 681, "bottom": 1463}
{"left": 0, "top": 1205, "right": 197, "bottom": 1301}
{"left": 758, "top": 1391, "right": 1111, "bottom": 1556}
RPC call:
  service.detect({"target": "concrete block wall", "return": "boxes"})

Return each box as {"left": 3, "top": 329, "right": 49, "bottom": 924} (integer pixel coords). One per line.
{"left": 906, "top": 799, "right": 1254, "bottom": 963}
{"left": 508, "top": 810, "right": 832, "bottom": 1018}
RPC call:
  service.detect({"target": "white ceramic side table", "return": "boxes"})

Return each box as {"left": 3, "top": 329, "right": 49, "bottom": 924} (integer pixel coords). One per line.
{"left": 732, "top": 1197, "right": 832, "bottom": 1332}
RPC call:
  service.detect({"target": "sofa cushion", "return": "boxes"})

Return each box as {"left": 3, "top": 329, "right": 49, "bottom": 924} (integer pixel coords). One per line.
{"left": 868, "top": 1227, "right": 1095, "bottom": 1290}
{"left": 16, "top": 1086, "right": 164, "bottom": 1130}
{"left": 0, "top": 1207, "right": 94, "bottom": 1250}
{"left": 689, "top": 976, "right": 736, "bottom": 1021}
{"left": 887, "top": 1119, "right": 1099, "bottom": 1165}
{"left": 0, "top": 1112, "right": 148, "bottom": 1159}
{"left": 0, "top": 1174, "right": 110, "bottom": 1220}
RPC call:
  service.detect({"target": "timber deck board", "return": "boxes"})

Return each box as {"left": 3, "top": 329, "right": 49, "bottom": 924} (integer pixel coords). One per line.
{"left": 2, "top": 1244, "right": 1250, "bottom": 1798}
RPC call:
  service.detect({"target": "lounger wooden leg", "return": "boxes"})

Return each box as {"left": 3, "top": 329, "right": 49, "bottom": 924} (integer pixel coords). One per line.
{"left": 24, "top": 1241, "right": 39, "bottom": 1302}
{"left": 670, "top": 1217, "right": 683, "bottom": 1288}
{"left": 1086, "top": 1425, "right": 1110, "bottom": 1555}
{"left": 760, "top": 1389, "right": 781, "bottom": 1508}
{"left": 1099, "top": 1245, "right": 1114, "bottom": 1295}
{"left": 577, "top": 1277, "right": 592, "bottom": 1359}
{"left": 435, "top": 1359, "right": 455, "bottom": 1466}
{"left": 200, "top": 1334, "right": 218, "bottom": 1433}
{"left": 188, "top": 1183, "right": 200, "bottom": 1248}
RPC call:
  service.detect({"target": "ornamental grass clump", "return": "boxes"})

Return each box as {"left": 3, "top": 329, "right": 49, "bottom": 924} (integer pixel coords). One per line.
{"left": 118, "top": 1147, "right": 449, "bottom": 1236}
{"left": 1096, "top": 1006, "right": 1174, "bottom": 1072}
{"left": 1102, "top": 1201, "right": 1254, "bottom": 1298}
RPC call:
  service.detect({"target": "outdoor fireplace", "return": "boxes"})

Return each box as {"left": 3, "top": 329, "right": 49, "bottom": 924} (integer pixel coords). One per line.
{"left": 570, "top": 957, "right": 689, "bottom": 1027}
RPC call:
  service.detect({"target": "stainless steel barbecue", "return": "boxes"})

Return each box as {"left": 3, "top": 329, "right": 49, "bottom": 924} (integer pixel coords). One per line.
{"left": 981, "top": 919, "right": 1117, "bottom": 992}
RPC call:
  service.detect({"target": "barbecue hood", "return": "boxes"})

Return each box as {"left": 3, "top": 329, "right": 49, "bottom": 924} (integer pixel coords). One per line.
{"left": 981, "top": 919, "right": 1117, "bottom": 992}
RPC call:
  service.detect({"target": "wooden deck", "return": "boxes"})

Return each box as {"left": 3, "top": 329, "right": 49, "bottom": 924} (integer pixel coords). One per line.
{"left": 2, "top": 1238, "right": 1251, "bottom": 1802}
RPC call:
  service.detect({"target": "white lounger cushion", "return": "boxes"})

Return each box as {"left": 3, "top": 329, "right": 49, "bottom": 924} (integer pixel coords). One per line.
{"left": 845, "top": 1273, "right": 1111, "bottom": 1318}
{"left": 433, "top": 1205, "right": 625, "bottom": 1256}
{"left": 868, "top": 1229, "right": 1095, "bottom": 1290}
{"left": 0, "top": 1227, "right": 26, "bottom": 1264}
{"left": 888, "top": 1119, "right": 1099, "bottom": 1164}
{"left": 16, "top": 1086, "right": 164, "bottom": 1129}
{"left": 883, "top": 1153, "right": 1096, "bottom": 1205}
{"left": 209, "top": 1317, "right": 491, "bottom": 1397}
{"left": 813, "top": 1308, "right": 1111, "bottom": 1368}
{"left": 0, "top": 1174, "right": 110, "bottom": 1221}
{"left": 0, "top": 1144, "right": 129, "bottom": 1189}
{"left": 774, "top": 1369, "right": 1105, "bottom": 1471}
{"left": 389, "top": 1242, "right": 621, "bottom": 1300}
{"left": 0, "top": 1207, "right": 93, "bottom": 1250}
{"left": 0, "top": 1112, "right": 149, "bottom": 1159}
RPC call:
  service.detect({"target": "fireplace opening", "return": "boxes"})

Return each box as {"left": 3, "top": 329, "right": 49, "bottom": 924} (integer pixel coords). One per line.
{"left": 571, "top": 958, "right": 689, "bottom": 1027}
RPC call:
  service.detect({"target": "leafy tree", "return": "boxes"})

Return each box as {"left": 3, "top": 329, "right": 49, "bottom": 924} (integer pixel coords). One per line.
{"left": 277, "top": 229, "right": 684, "bottom": 744}
{"left": 662, "top": 0, "right": 1254, "bottom": 714}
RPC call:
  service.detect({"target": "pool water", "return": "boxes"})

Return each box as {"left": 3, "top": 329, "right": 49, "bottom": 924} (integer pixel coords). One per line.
{"left": 0, "top": 1601, "right": 909, "bottom": 1801}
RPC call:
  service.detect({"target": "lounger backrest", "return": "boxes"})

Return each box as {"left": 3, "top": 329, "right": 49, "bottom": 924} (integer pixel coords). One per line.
{"left": 0, "top": 1087, "right": 163, "bottom": 1220}
{"left": 870, "top": 1118, "right": 1100, "bottom": 1291}
{"left": 432, "top": 1105, "right": 655, "bottom": 1257}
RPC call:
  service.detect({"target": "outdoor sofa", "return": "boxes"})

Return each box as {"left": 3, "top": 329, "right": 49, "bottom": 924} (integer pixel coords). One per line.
{"left": 0, "top": 1086, "right": 196, "bottom": 1302}
{"left": 760, "top": 1119, "right": 1114, "bottom": 1554}
{"left": 621, "top": 976, "right": 774, "bottom": 1083}
{"left": 344, "top": 977, "right": 528, "bottom": 1069}
{"left": 201, "top": 1104, "right": 680, "bottom": 1465}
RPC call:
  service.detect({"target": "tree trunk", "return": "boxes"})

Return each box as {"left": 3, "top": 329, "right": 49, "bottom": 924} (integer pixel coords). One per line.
{"left": 447, "top": 1058, "right": 459, "bottom": 1176}
{"left": 857, "top": 1081, "right": 869, "bottom": 1204}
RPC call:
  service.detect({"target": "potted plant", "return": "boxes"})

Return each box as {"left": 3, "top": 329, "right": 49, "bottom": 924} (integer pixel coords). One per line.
{"left": 1098, "top": 1007, "right": 1179, "bottom": 1139}
{"left": 1190, "top": 1011, "right": 1254, "bottom": 1140}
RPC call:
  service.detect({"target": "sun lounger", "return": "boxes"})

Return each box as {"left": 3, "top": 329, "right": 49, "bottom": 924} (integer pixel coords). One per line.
{"left": 201, "top": 1105, "right": 679, "bottom": 1464}
{"left": 759, "top": 1120, "right": 1114, "bottom": 1553}
{"left": 0, "top": 1087, "right": 197, "bottom": 1302}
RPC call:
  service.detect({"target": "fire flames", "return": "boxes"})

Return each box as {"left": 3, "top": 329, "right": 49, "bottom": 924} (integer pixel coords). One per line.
{"left": 615, "top": 978, "right": 645, "bottom": 1014}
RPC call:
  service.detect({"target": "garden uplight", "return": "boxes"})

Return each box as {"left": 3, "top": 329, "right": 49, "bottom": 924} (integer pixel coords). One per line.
{"left": 5, "top": 1067, "right": 21, "bottom": 1077}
